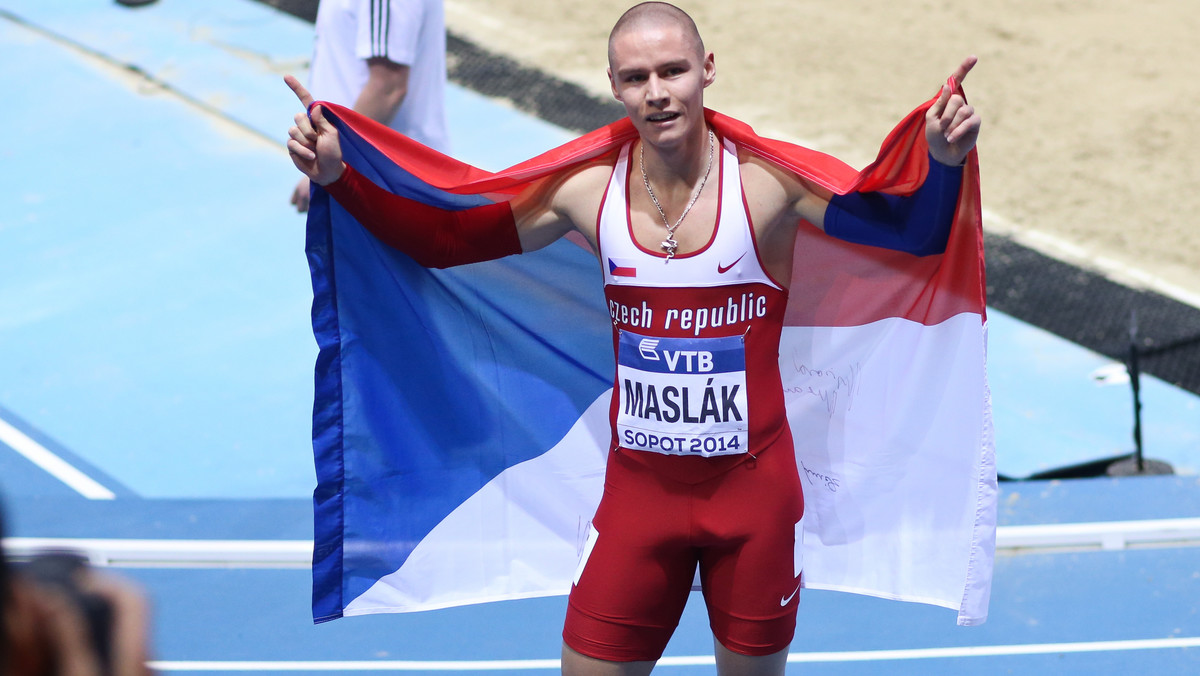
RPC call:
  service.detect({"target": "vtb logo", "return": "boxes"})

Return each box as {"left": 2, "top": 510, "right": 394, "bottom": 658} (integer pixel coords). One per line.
{"left": 637, "top": 339, "right": 715, "bottom": 373}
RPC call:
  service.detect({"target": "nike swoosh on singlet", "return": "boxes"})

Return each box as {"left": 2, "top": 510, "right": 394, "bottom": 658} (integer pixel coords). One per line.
{"left": 717, "top": 253, "right": 747, "bottom": 274}
{"left": 780, "top": 583, "right": 801, "bottom": 607}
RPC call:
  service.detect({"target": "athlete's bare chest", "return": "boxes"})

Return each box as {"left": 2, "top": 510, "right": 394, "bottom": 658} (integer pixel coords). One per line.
{"left": 627, "top": 189, "right": 720, "bottom": 258}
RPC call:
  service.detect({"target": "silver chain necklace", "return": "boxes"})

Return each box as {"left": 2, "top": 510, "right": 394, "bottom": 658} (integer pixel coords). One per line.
{"left": 640, "top": 129, "right": 715, "bottom": 259}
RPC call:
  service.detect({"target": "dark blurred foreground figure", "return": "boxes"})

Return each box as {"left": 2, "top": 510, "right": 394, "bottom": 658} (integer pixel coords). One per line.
{"left": 1, "top": 500, "right": 155, "bottom": 676}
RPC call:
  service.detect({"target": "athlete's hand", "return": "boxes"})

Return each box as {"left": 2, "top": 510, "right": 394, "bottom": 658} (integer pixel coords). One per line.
{"left": 285, "top": 75, "right": 346, "bottom": 186}
{"left": 290, "top": 176, "right": 311, "bottom": 213}
{"left": 925, "top": 56, "right": 980, "bottom": 167}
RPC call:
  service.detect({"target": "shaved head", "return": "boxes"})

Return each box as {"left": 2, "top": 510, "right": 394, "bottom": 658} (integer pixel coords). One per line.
{"left": 608, "top": 2, "right": 705, "bottom": 69}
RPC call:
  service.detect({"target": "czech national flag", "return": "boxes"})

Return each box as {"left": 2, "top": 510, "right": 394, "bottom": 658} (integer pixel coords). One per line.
{"left": 608, "top": 258, "right": 637, "bottom": 278}
{"left": 305, "top": 90, "right": 996, "bottom": 626}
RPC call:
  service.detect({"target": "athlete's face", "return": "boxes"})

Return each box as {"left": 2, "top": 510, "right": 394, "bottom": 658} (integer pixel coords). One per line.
{"left": 607, "top": 21, "right": 715, "bottom": 151}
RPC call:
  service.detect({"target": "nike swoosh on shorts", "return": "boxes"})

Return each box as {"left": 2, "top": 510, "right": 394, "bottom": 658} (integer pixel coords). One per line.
{"left": 780, "top": 583, "right": 801, "bottom": 606}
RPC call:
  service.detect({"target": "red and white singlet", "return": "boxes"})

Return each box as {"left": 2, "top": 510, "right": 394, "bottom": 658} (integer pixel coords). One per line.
{"left": 598, "top": 136, "right": 793, "bottom": 480}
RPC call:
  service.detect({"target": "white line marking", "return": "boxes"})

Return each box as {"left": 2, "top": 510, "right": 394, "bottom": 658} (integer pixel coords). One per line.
{"left": 997, "top": 517, "right": 1200, "bottom": 551}
{"left": 145, "top": 637, "right": 1200, "bottom": 670}
{"left": 148, "top": 659, "right": 562, "bottom": 672}
{"left": 983, "top": 207, "right": 1200, "bottom": 311}
{"left": 782, "top": 636, "right": 1200, "bottom": 662}
{"left": 7, "top": 516, "right": 1200, "bottom": 568}
{"left": 3, "top": 538, "right": 311, "bottom": 566}
{"left": 0, "top": 418, "right": 115, "bottom": 499}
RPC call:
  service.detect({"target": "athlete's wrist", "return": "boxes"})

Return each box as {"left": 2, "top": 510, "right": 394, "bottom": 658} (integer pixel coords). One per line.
{"left": 318, "top": 162, "right": 348, "bottom": 188}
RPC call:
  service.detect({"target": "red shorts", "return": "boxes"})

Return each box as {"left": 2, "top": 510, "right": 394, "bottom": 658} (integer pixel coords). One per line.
{"left": 563, "top": 437, "right": 805, "bottom": 662}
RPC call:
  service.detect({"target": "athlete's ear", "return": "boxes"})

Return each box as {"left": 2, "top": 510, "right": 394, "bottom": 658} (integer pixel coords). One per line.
{"left": 608, "top": 67, "right": 622, "bottom": 101}
{"left": 702, "top": 52, "right": 716, "bottom": 89}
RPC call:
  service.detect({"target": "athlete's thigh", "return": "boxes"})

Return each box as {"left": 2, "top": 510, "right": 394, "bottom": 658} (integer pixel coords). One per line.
{"left": 696, "top": 447, "right": 804, "bottom": 655}
{"left": 564, "top": 451, "right": 697, "bottom": 661}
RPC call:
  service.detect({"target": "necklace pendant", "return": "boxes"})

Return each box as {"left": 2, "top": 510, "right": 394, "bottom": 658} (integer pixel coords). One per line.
{"left": 661, "top": 237, "right": 678, "bottom": 258}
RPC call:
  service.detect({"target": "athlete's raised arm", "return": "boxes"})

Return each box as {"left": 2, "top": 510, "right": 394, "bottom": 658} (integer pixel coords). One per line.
{"left": 284, "top": 75, "right": 606, "bottom": 267}
{"left": 767, "top": 57, "right": 980, "bottom": 257}
{"left": 507, "top": 161, "right": 612, "bottom": 253}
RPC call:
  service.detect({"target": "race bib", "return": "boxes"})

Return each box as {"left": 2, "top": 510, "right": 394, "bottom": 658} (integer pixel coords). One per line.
{"left": 616, "top": 331, "right": 749, "bottom": 457}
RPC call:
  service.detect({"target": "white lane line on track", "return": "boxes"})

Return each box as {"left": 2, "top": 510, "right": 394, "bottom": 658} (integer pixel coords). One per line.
{"left": 3, "top": 537, "right": 311, "bottom": 566}
{"left": 0, "top": 417, "right": 115, "bottom": 500}
{"left": 146, "top": 636, "right": 1200, "bottom": 670}
{"left": 9, "top": 516, "right": 1200, "bottom": 567}
{"left": 983, "top": 207, "right": 1200, "bottom": 311}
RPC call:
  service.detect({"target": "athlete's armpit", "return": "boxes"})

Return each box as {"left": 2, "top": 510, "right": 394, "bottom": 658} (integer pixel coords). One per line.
{"left": 738, "top": 153, "right": 828, "bottom": 232}
{"left": 510, "top": 157, "right": 616, "bottom": 255}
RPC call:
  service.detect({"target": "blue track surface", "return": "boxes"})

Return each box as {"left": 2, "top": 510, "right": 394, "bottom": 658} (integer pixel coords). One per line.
{"left": 116, "top": 544, "right": 1200, "bottom": 673}
{"left": 2, "top": 1, "right": 1198, "bottom": 673}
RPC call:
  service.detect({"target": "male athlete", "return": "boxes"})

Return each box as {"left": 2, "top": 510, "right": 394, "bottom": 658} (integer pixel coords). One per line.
{"left": 286, "top": 2, "right": 980, "bottom": 674}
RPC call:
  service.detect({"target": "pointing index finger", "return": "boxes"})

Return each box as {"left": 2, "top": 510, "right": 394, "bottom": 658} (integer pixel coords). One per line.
{"left": 949, "top": 55, "right": 978, "bottom": 89}
{"left": 284, "top": 74, "right": 315, "bottom": 109}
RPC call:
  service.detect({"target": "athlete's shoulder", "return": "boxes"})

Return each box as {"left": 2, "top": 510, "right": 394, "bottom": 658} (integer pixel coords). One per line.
{"left": 737, "top": 149, "right": 806, "bottom": 205}
{"left": 550, "top": 147, "right": 622, "bottom": 206}
{"left": 509, "top": 147, "right": 618, "bottom": 248}
{"left": 736, "top": 148, "right": 794, "bottom": 182}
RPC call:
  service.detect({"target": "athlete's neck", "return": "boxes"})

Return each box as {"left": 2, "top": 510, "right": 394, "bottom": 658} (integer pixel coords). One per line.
{"left": 640, "top": 124, "right": 713, "bottom": 200}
